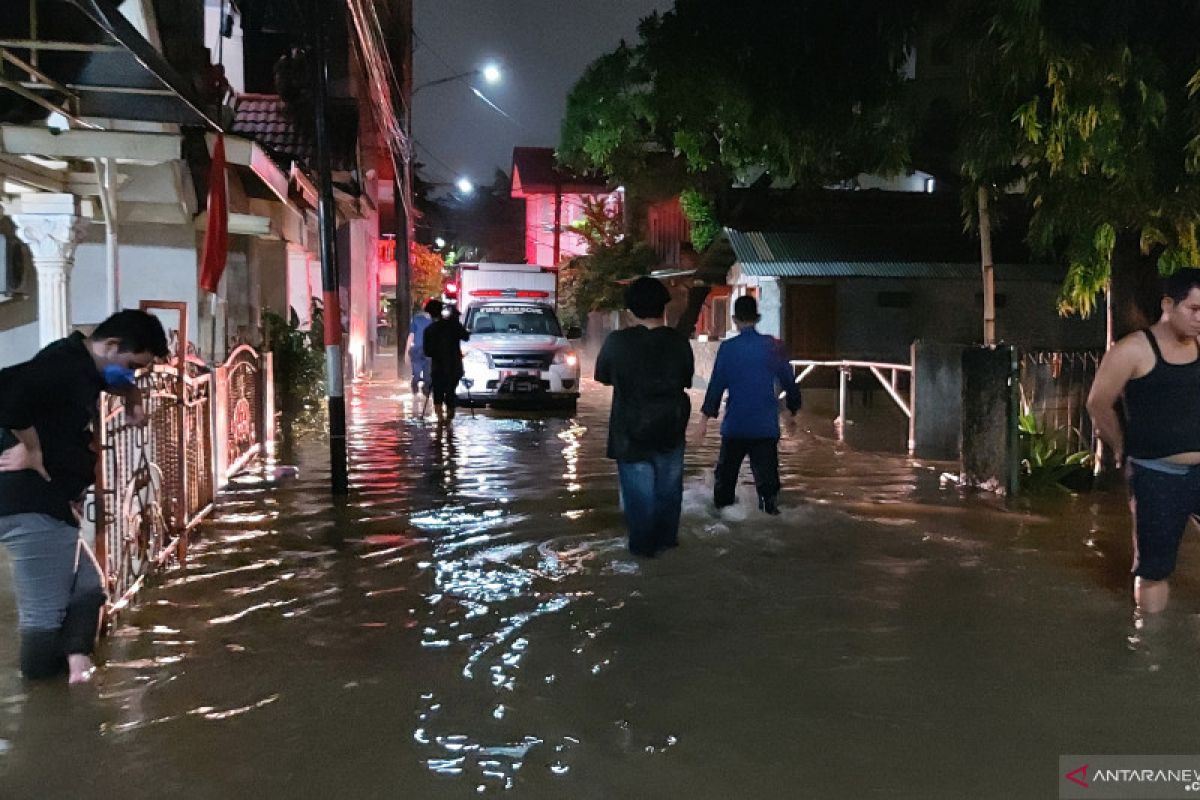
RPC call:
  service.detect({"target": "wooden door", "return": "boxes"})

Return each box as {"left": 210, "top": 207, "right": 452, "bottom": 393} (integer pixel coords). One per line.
{"left": 785, "top": 284, "right": 837, "bottom": 359}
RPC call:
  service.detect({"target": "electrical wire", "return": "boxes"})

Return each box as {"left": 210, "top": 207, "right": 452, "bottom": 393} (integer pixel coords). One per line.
{"left": 344, "top": 0, "right": 414, "bottom": 221}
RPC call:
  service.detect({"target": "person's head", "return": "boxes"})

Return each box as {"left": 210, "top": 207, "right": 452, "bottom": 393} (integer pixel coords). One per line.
{"left": 89, "top": 309, "right": 169, "bottom": 370}
{"left": 1161, "top": 268, "right": 1200, "bottom": 336}
{"left": 423, "top": 298, "right": 443, "bottom": 317}
{"left": 733, "top": 295, "right": 760, "bottom": 327}
{"left": 624, "top": 276, "right": 671, "bottom": 321}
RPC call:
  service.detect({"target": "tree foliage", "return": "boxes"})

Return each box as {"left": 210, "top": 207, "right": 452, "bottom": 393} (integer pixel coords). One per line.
{"left": 559, "top": 242, "right": 659, "bottom": 329}
{"left": 560, "top": 1, "right": 929, "bottom": 198}
{"left": 679, "top": 189, "right": 720, "bottom": 250}
{"left": 958, "top": 0, "right": 1200, "bottom": 318}
{"left": 409, "top": 242, "right": 444, "bottom": 308}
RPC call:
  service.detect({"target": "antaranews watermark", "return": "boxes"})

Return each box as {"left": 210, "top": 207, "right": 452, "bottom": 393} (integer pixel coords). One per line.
{"left": 1061, "top": 756, "right": 1200, "bottom": 799}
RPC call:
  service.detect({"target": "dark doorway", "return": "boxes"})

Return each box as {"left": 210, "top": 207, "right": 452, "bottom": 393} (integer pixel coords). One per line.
{"left": 785, "top": 283, "right": 837, "bottom": 359}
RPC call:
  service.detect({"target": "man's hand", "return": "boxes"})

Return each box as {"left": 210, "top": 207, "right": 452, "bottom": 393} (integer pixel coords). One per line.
{"left": 126, "top": 403, "right": 147, "bottom": 427}
{"left": 692, "top": 415, "right": 711, "bottom": 445}
{"left": 784, "top": 413, "right": 798, "bottom": 437}
{"left": 0, "top": 441, "right": 51, "bottom": 481}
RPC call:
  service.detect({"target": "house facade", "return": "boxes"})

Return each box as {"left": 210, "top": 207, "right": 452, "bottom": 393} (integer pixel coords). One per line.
{"left": 1, "top": 0, "right": 395, "bottom": 378}
{"left": 510, "top": 146, "right": 619, "bottom": 268}
{"left": 724, "top": 227, "right": 1105, "bottom": 363}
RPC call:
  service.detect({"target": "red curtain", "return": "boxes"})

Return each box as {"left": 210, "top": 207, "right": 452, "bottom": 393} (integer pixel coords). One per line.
{"left": 198, "top": 133, "right": 228, "bottom": 294}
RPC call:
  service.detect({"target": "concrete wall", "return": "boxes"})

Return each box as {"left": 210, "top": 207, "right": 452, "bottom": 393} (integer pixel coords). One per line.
{"left": 742, "top": 275, "right": 1105, "bottom": 362}
{"left": 348, "top": 217, "right": 377, "bottom": 375}
{"left": 0, "top": 298, "right": 38, "bottom": 367}
{"left": 74, "top": 223, "right": 200, "bottom": 348}
{"left": 252, "top": 238, "right": 288, "bottom": 320}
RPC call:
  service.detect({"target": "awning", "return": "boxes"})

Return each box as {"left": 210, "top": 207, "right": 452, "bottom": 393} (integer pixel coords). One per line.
{"left": 0, "top": 0, "right": 220, "bottom": 129}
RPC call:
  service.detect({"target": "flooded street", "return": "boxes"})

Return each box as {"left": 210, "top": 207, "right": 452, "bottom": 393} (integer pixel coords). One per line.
{"left": 2, "top": 369, "right": 1200, "bottom": 799}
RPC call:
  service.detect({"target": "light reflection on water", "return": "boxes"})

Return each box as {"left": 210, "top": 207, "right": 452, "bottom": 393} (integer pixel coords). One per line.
{"left": 0, "top": 375, "right": 1199, "bottom": 797}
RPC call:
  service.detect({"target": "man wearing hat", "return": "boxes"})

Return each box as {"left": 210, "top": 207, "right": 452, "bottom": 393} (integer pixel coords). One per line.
{"left": 595, "top": 277, "right": 694, "bottom": 557}
{"left": 699, "top": 295, "right": 801, "bottom": 515}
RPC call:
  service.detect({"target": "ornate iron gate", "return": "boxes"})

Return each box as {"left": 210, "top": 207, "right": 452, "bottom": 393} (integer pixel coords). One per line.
{"left": 89, "top": 302, "right": 273, "bottom": 612}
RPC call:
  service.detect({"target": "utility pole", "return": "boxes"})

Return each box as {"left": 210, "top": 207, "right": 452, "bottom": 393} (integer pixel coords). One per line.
{"left": 394, "top": 0, "right": 413, "bottom": 377}
{"left": 312, "top": 3, "right": 348, "bottom": 496}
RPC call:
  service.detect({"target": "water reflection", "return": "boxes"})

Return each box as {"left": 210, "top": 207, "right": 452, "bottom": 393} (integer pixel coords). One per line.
{"left": 2, "top": 374, "right": 1200, "bottom": 797}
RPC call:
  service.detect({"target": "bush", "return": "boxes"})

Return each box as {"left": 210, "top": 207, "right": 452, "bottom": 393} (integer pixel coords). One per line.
{"left": 261, "top": 301, "right": 325, "bottom": 411}
{"left": 1017, "top": 408, "right": 1093, "bottom": 493}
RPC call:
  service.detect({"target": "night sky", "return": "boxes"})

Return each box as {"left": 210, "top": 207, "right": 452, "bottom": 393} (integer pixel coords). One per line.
{"left": 412, "top": 0, "right": 668, "bottom": 190}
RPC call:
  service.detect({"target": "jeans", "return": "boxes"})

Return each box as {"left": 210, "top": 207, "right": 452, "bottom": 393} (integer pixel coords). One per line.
{"left": 431, "top": 368, "right": 461, "bottom": 416}
{"left": 714, "top": 437, "right": 780, "bottom": 507}
{"left": 0, "top": 513, "right": 107, "bottom": 679}
{"left": 409, "top": 351, "right": 432, "bottom": 396}
{"left": 617, "top": 446, "right": 685, "bottom": 555}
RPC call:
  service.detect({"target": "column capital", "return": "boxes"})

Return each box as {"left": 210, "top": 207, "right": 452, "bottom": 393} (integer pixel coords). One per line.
{"left": 4, "top": 194, "right": 92, "bottom": 264}
{"left": 3, "top": 193, "right": 92, "bottom": 345}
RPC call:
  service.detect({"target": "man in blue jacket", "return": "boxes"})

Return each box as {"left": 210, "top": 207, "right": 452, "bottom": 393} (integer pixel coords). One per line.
{"left": 698, "top": 295, "right": 801, "bottom": 515}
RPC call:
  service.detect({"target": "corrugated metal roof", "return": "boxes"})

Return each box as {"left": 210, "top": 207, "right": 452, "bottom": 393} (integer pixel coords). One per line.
{"left": 726, "top": 228, "right": 1063, "bottom": 282}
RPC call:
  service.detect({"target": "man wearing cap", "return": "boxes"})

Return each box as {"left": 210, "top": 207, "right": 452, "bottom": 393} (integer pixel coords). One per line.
{"left": 595, "top": 277, "right": 694, "bottom": 557}
{"left": 698, "top": 295, "right": 801, "bottom": 515}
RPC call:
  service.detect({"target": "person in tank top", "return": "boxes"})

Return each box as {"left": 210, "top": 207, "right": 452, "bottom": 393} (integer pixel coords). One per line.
{"left": 1088, "top": 268, "right": 1200, "bottom": 614}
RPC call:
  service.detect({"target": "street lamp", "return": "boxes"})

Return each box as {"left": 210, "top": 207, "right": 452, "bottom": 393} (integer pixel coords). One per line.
{"left": 414, "top": 63, "right": 503, "bottom": 94}
{"left": 455, "top": 177, "right": 475, "bottom": 195}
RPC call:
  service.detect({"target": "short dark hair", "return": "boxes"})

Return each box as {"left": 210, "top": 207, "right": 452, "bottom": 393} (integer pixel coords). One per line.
{"left": 733, "top": 295, "right": 760, "bottom": 322}
{"left": 1164, "top": 268, "right": 1200, "bottom": 304}
{"left": 624, "top": 276, "right": 671, "bottom": 319}
{"left": 423, "top": 298, "right": 443, "bottom": 316}
{"left": 91, "top": 309, "right": 169, "bottom": 357}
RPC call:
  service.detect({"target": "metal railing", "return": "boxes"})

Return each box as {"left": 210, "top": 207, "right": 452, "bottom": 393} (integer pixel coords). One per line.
{"left": 790, "top": 359, "right": 914, "bottom": 450}
{"left": 1018, "top": 349, "right": 1102, "bottom": 457}
{"left": 87, "top": 302, "right": 273, "bottom": 613}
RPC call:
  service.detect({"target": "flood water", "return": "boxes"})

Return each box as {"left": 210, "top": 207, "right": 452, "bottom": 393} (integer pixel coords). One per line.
{"left": 2, "top": 367, "right": 1200, "bottom": 798}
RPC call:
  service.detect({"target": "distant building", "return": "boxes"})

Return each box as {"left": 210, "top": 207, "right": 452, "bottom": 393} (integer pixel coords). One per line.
{"left": 510, "top": 147, "right": 620, "bottom": 267}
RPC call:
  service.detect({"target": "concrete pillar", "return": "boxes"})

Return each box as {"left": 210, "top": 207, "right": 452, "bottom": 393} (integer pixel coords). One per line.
{"left": 285, "top": 242, "right": 312, "bottom": 328}
{"left": 306, "top": 250, "right": 322, "bottom": 323}
{"left": 4, "top": 194, "right": 91, "bottom": 346}
{"left": 758, "top": 278, "right": 783, "bottom": 339}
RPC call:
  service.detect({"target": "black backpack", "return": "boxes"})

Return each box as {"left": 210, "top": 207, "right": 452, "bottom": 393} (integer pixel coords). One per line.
{"left": 622, "top": 334, "right": 689, "bottom": 451}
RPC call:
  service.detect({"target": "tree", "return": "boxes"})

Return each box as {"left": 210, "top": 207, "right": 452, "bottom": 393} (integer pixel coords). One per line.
{"left": 560, "top": 0, "right": 932, "bottom": 331}
{"left": 558, "top": 242, "right": 659, "bottom": 330}
{"left": 560, "top": 2, "right": 928, "bottom": 192}
{"left": 409, "top": 241, "right": 444, "bottom": 309}
{"left": 957, "top": 0, "right": 1200, "bottom": 338}
{"left": 559, "top": 194, "right": 656, "bottom": 328}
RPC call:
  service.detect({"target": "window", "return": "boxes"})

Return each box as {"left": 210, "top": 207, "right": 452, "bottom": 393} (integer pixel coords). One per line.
{"left": 465, "top": 305, "right": 563, "bottom": 337}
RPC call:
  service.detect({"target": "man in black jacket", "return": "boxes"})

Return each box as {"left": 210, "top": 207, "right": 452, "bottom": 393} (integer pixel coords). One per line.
{"left": 423, "top": 304, "right": 470, "bottom": 424}
{"left": 596, "top": 277, "right": 694, "bottom": 557}
{"left": 0, "top": 309, "right": 168, "bottom": 682}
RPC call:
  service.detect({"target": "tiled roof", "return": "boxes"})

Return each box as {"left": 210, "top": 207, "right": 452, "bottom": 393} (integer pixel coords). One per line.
{"left": 726, "top": 228, "right": 1063, "bottom": 282}
{"left": 231, "top": 93, "right": 314, "bottom": 168}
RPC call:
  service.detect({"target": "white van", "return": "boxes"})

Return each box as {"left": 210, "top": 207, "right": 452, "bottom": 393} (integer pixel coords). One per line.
{"left": 452, "top": 264, "right": 581, "bottom": 408}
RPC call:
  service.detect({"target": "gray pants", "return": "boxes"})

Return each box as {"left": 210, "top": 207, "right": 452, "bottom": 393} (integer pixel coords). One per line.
{"left": 0, "top": 513, "right": 107, "bottom": 679}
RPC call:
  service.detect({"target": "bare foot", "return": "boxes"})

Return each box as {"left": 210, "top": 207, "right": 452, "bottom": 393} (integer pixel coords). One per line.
{"left": 67, "top": 654, "right": 96, "bottom": 684}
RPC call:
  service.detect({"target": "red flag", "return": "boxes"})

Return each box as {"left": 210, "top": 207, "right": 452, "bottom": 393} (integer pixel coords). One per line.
{"left": 198, "top": 133, "right": 228, "bottom": 294}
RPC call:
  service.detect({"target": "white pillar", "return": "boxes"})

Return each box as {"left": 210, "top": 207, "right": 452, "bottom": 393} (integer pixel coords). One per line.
{"left": 286, "top": 242, "right": 312, "bottom": 329}
{"left": 4, "top": 194, "right": 91, "bottom": 346}
{"left": 758, "top": 277, "right": 783, "bottom": 339}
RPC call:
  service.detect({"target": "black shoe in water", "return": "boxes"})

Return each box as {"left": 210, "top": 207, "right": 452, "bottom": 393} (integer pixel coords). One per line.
{"left": 759, "top": 496, "right": 781, "bottom": 516}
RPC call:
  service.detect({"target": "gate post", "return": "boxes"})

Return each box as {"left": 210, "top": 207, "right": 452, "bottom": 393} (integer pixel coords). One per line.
{"left": 961, "top": 345, "right": 1020, "bottom": 495}
{"left": 262, "top": 351, "right": 275, "bottom": 457}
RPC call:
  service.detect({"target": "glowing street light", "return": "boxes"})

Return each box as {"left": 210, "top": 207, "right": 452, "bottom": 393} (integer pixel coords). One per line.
{"left": 456, "top": 177, "right": 475, "bottom": 195}
{"left": 415, "top": 63, "right": 503, "bottom": 94}
{"left": 435, "top": 237, "right": 446, "bottom": 249}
